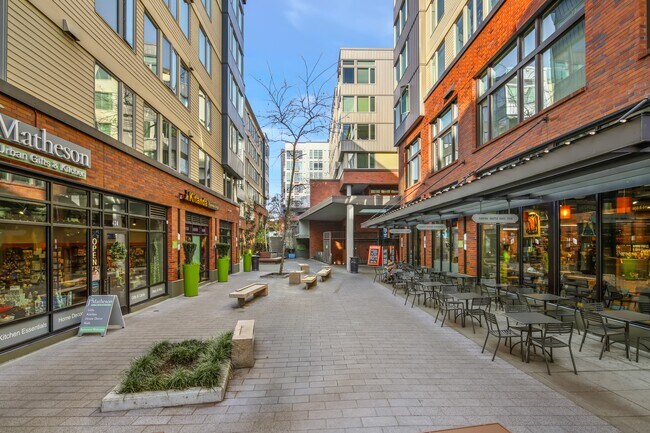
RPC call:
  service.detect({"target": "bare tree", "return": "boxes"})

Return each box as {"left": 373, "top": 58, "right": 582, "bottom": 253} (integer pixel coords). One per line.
{"left": 258, "top": 57, "right": 334, "bottom": 274}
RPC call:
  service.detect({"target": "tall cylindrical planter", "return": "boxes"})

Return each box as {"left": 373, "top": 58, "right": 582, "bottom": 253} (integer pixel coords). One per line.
{"left": 217, "top": 257, "right": 230, "bottom": 282}
{"left": 183, "top": 263, "right": 200, "bottom": 297}
{"left": 243, "top": 253, "right": 252, "bottom": 272}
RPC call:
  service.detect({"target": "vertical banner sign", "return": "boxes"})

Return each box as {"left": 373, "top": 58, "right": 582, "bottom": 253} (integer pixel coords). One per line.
{"left": 367, "top": 245, "right": 382, "bottom": 266}
{"left": 91, "top": 230, "right": 101, "bottom": 295}
{"left": 78, "top": 295, "right": 125, "bottom": 337}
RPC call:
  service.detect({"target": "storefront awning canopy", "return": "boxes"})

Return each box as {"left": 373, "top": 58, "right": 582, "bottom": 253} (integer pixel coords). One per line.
{"left": 363, "top": 114, "right": 650, "bottom": 228}
{"left": 299, "top": 195, "right": 399, "bottom": 222}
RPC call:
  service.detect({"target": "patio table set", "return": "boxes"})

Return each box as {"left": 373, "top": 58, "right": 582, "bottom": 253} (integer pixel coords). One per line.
{"left": 381, "top": 264, "right": 650, "bottom": 373}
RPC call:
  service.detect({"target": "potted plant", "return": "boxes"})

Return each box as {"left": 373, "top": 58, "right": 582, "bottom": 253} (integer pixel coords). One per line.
{"left": 215, "top": 243, "right": 230, "bottom": 282}
{"left": 182, "top": 242, "right": 199, "bottom": 297}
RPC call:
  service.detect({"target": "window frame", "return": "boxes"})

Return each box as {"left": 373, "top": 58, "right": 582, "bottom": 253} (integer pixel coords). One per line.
{"left": 476, "top": 0, "right": 585, "bottom": 146}
{"left": 198, "top": 87, "right": 212, "bottom": 132}
{"left": 95, "top": 0, "right": 135, "bottom": 49}
{"left": 143, "top": 12, "right": 159, "bottom": 75}
{"left": 201, "top": 0, "right": 211, "bottom": 19}
{"left": 431, "top": 102, "right": 459, "bottom": 171}
{"left": 405, "top": 138, "right": 420, "bottom": 187}
{"left": 94, "top": 63, "right": 136, "bottom": 148}
{"left": 198, "top": 26, "right": 212, "bottom": 75}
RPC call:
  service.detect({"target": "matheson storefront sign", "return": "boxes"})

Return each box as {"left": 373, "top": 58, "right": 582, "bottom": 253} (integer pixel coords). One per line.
{"left": 0, "top": 113, "right": 91, "bottom": 179}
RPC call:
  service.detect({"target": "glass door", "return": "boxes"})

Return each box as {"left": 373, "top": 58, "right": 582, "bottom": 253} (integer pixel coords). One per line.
{"left": 105, "top": 231, "right": 128, "bottom": 313}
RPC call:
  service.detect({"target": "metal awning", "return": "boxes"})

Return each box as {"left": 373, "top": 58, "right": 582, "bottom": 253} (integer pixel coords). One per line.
{"left": 299, "top": 195, "right": 399, "bottom": 222}
{"left": 363, "top": 114, "right": 650, "bottom": 228}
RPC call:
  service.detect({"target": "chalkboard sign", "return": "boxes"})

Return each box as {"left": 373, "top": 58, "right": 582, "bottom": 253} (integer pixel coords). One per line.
{"left": 367, "top": 245, "right": 381, "bottom": 267}
{"left": 78, "top": 295, "right": 125, "bottom": 337}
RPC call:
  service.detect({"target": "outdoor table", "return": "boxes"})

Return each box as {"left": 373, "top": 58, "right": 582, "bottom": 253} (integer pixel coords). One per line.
{"left": 524, "top": 293, "right": 566, "bottom": 311}
{"left": 449, "top": 292, "right": 488, "bottom": 327}
{"left": 503, "top": 312, "right": 561, "bottom": 362}
{"left": 599, "top": 310, "right": 650, "bottom": 360}
{"left": 418, "top": 281, "right": 455, "bottom": 305}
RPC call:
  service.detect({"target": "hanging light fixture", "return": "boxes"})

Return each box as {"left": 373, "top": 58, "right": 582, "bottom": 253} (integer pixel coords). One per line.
{"left": 617, "top": 196, "right": 632, "bottom": 214}
{"left": 560, "top": 204, "right": 572, "bottom": 220}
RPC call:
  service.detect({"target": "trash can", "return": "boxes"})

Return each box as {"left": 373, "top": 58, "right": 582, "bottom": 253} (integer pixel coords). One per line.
{"left": 350, "top": 256, "right": 360, "bottom": 273}
{"left": 251, "top": 255, "right": 260, "bottom": 271}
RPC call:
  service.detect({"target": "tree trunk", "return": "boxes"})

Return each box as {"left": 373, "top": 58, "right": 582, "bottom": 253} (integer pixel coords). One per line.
{"left": 278, "top": 141, "right": 298, "bottom": 275}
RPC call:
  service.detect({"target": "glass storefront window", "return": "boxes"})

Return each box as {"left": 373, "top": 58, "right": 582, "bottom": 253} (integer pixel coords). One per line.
{"left": 53, "top": 228, "right": 88, "bottom": 310}
{"left": 0, "top": 171, "right": 47, "bottom": 201}
{"left": 0, "top": 224, "right": 47, "bottom": 322}
{"left": 0, "top": 199, "right": 47, "bottom": 222}
{"left": 129, "top": 231, "right": 147, "bottom": 290}
{"left": 432, "top": 230, "right": 441, "bottom": 272}
{"left": 602, "top": 187, "right": 650, "bottom": 301}
{"left": 129, "top": 201, "right": 147, "bottom": 216}
{"left": 53, "top": 207, "right": 88, "bottom": 225}
{"left": 150, "top": 219, "right": 165, "bottom": 231}
{"left": 451, "top": 221, "right": 459, "bottom": 272}
{"left": 104, "top": 195, "right": 126, "bottom": 213}
{"left": 149, "top": 232, "right": 165, "bottom": 286}
{"left": 441, "top": 227, "right": 451, "bottom": 271}
{"left": 523, "top": 204, "right": 550, "bottom": 291}
{"left": 480, "top": 224, "right": 497, "bottom": 281}
{"left": 52, "top": 184, "right": 88, "bottom": 207}
{"left": 105, "top": 213, "right": 127, "bottom": 228}
{"left": 500, "top": 223, "right": 519, "bottom": 284}
{"left": 559, "top": 197, "right": 597, "bottom": 297}
{"left": 130, "top": 216, "right": 147, "bottom": 230}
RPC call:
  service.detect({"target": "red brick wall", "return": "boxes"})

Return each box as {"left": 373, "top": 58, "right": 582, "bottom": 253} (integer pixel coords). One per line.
{"left": 340, "top": 169, "right": 398, "bottom": 192}
{"left": 0, "top": 94, "right": 240, "bottom": 281}
{"left": 400, "top": 0, "right": 650, "bottom": 202}
{"left": 310, "top": 179, "right": 340, "bottom": 206}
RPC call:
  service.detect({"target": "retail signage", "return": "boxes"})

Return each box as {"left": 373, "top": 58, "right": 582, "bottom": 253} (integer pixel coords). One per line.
{"left": 150, "top": 285, "right": 165, "bottom": 298}
{"left": 0, "top": 317, "right": 49, "bottom": 350}
{"left": 471, "top": 213, "right": 519, "bottom": 224}
{"left": 91, "top": 230, "right": 101, "bottom": 282}
{"left": 77, "top": 295, "right": 125, "bottom": 337}
{"left": 367, "top": 245, "right": 381, "bottom": 266}
{"left": 390, "top": 228, "right": 412, "bottom": 234}
{"left": 129, "top": 289, "right": 148, "bottom": 305}
{"left": 416, "top": 224, "right": 447, "bottom": 231}
{"left": 52, "top": 306, "right": 84, "bottom": 331}
{"left": 181, "top": 190, "right": 220, "bottom": 211}
{"left": 0, "top": 143, "right": 87, "bottom": 179}
{"left": 0, "top": 113, "right": 91, "bottom": 167}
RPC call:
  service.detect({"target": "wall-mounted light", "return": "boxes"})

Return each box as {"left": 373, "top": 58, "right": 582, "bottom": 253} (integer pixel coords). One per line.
{"left": 560, "top": 205, "right": 572, "bottom": 220}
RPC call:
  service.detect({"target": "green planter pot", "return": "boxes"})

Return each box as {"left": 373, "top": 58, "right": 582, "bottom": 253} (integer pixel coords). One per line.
{"left": 183, "top": 263, "right": 200, "bottom": 297}
{"left": 243, "top": 253, "right": 252, "bottom": 272}
{"left": 217, "top": 257, "right": 230, "bottom": 282}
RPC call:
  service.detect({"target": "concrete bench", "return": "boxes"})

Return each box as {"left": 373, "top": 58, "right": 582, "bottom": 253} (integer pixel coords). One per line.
{"left": 302, "top": 276, "right": 317, "bottom": 290}
{"left": 316, "top": 267, "right": 332, "bottom": 281}
{"left": 298, "top": 263, "right": 310, "bottom": 273}
{"left": 259, "top": 256, "right": 282, "bottom": 264}
{"left": 229, "top": 283, "right": 268, "bottom": 307}
{"left": 232, "top": 320, "right": 255, "bottom": 368}
{"left": 288, "top": 270, "right": 304, "bottom": 285}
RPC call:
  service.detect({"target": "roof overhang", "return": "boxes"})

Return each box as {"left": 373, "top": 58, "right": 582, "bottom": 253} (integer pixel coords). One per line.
{"left": 299, "top": 195, "right": 400, "bottom": 222}
{"left": 363, "top": 114, "right": 650, "bottom": 228}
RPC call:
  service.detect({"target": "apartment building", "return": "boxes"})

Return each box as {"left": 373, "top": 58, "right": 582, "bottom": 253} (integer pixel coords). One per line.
{"left": 239, "top": 98, "right": 268, "bottom": 254}
{"left": 281, "top": 141, "right": 330, "bottom": 210}
{"left": 300, "top": 48, "right": 400, "bottom": 269}
{"left": 365, "top": 0, "right": 650, "bottom": 303}
{"left": 0, "top": 0, "right": 248, "bottom": 355}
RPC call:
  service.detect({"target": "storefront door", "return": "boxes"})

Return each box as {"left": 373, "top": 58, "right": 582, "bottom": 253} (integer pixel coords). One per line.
{"left": 105, "top": 231, "right": 128, "bottom": 313}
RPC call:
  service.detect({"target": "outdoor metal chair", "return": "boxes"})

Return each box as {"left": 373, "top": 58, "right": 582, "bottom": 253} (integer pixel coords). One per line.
{"left": 579, "top": 310, "right": 628, "bottom": 360}
{"left": 546, "top": 298, "right": 580, "bottom": 335}
{"left": 505, "top": 304, "right": 541, "bottom": 360}
{"left": 404, "top": 280, "right": 426, "bottom": 308}
{"left": 373, "top": 266, "right": 384, "bottom": 283}
{"left": 531, "top": 322, "right": 577, "bottom": 375}
{"left": 582, "top": 302, "right": 625, "bottom": 330}
{"left": 482, "top": 312, "right": 519, "bottom": 361}
{"left": 466, "top": 297, "right": 492, "bottom": 334}
{"left": 522, "top": 294, "right": 546, "bottom": 313}
{"left": 434, "top": 291, "right": 464, "bottom": 328}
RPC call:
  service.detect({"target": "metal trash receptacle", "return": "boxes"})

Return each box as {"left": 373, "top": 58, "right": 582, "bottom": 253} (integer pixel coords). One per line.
{"left": 350, "top": 256, "right": 360, "bottom": 273}
{"left": 251, "top": 255, "right": 260, "bottom": 271}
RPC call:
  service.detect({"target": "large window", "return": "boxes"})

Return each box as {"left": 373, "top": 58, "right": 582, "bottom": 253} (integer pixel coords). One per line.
{"left": 340, "top": 124, "right": 376, "bottom": 140}
{"left": 395, "top": 40, "right": 408, "bottom": 82}
{"left": 143, "top": 13, "right": 158, "bottom": 74}
{"left": 432, "top": 103, "right": 458, "bottom": 171}
{"left": 199, "top": 27, "right": 212, "bottom": 74}
{"left": 165, "top": 0, "right": 190, "bottom": 39}
{"left": 198, "top": 149, "right": 211, "bottom": 187}
{"left": 228, "top": 23, "right": 244, "bottom": 74}
{"left": 344, "top": 96, "right": 375, "bottom": 113}
{"left": 395, "top": 86, "right": 410, "bottom": 127}
{"left": 405, "top": 139, "right": 420, "bottom": 187}
{"left": 96, "top": 0, "right": 134, "bottom": 47}
{"left": 179, "top": 62, "right": 190, "bottom": 108}
{"left": 341, "top": 60, "right": 375, "bottom": 84}
{"left": 394, "top": 0, "right": 407, "bottom": 43}
{"left": 161, "top": 37, "right": 177, "bottom": 93}
{"left": 560, "top": 196, "right": 597, "bottom": 297}
{"left": 228, "top": 72, "right": 244, "bottom": 119}
{"left": 94, "top": 64, "right": 134, "bottom": 147}
{"left": 201, "top": 0, "right": 211, "bottom": 18}
{"left": 162, "top": 118, "right": 178, "bottom": 170}
{"left": 180, "top": 134, "right": 190, "bottom": 176}
{"left": 143, "top": 103, "right": 158, "bottom": 160}
{"left": 198, "top": 88, "right": 212, "bottom": 131}
{"left": 523, "top": 204, "right": 550, "bottom": 292}
{"left": 477, "top": 0, "right": 584, "bottom": 144}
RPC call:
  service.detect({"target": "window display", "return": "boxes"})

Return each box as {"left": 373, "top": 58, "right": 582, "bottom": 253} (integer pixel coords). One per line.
{"left": 523, "top": 205, "right": 550, "bottom": 291}
{"left": 480, "top": 224, "right": 497, "bottom": 280}
{"left": 52, "top": 228, "right": 88, "bottom": 309}
{"left": 0, "top": 224, "right": 47, "bottom": 323}
{"left": 501, "top": 223, "right": 519, "bottom": 284}
{"left": 129, "top": 231, "right": 147, "bottom": 290}
{"left": 559, "top": 197, "right": 596, "bottom": 297}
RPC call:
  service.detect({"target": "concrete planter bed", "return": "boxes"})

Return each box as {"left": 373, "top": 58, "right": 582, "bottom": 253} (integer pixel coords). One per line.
{"left": 101, "top": 333, "right": 233, "bottom": 412}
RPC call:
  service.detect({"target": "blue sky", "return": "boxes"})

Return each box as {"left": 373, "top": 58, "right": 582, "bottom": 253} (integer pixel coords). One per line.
{"left": 244, "top": 0, "right": 393, "bottom": 199}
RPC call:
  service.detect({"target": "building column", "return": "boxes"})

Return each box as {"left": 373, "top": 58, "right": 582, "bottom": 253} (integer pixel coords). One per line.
{"left": 346, "top": 203, "right": 354, "bottom": 272}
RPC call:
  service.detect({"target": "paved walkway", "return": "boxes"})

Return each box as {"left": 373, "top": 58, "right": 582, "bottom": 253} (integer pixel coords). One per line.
{"left": 0, "top": 260, "right": 621, "bottom": 432}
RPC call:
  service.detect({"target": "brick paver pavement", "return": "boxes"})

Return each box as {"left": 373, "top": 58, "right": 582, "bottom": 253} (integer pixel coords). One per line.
{"left": 0, "top": 261, "right": 618, "bottom": 433}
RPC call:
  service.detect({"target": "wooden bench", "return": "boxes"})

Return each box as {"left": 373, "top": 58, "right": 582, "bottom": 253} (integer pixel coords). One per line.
{"left": 232, "top": 320, "right": 255, "bottom": 368}
{"left": 302, "top": 276, "right": 317, "bottom": 290}
{"left": 288, "top": 270, "right": 304, "bottom": 285}
{"left": 316, "top": 267, "right": 332, "bottom": 281}
{"left": 298, "top": 263, "right": 310, "bottom": 273}
{"left": 229, "top": 283, "right": 268, "bottom": 307}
